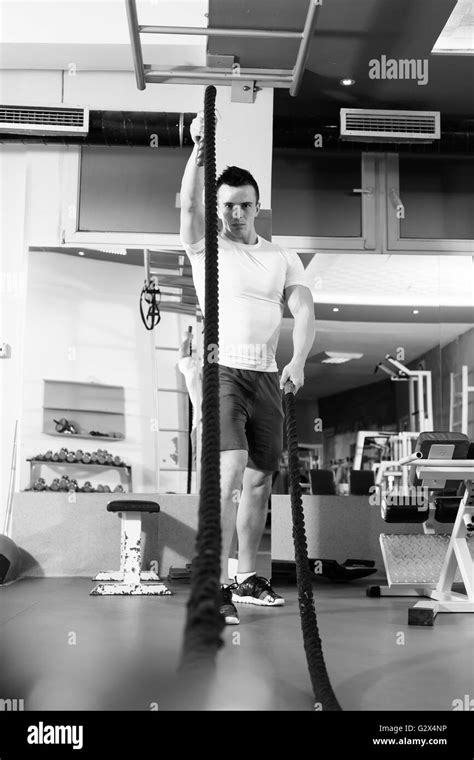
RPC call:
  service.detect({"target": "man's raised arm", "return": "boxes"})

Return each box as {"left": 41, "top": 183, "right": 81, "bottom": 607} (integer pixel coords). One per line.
{"left": 180, "top": 113, "right": 205, "bottom": 245}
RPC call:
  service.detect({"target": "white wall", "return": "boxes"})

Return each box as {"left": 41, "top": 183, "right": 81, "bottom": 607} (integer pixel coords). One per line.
{"left": 20, "top": 251, "right": 157, "bottom": 493}
{"left": 0, "top": 69, "right": 274, "bottom": 533}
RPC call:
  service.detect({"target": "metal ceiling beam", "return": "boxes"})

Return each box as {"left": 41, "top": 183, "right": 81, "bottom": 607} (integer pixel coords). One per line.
{"left": 290, "top": 0, "right": 321, "bottom": 96}
{"left": 125, "top": 0, "right": 319, "bottom": 97}
{"left": 125, "top": 0, "right": 146, "bottom": 91}
{"left": 139, "top": 26, "right": 303, "bottom": 40}
{"left": 145, "top": 67, "right": 293, "bottom": 89}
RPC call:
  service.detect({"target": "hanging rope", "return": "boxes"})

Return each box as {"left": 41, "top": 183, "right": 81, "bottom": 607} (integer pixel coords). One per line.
{"left": 179, "top": 85, "right": 224, "bottom": 693}
{"left": 177, "top": 83, "right": 339, "bottom": 712}
{"left": 283, "top": 380, "right": 342, "bottom": 711}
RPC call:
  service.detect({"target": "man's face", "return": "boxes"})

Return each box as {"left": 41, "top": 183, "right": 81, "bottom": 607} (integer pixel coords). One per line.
{"left": 217, "top": 184, "right": 260, "bottom": 240}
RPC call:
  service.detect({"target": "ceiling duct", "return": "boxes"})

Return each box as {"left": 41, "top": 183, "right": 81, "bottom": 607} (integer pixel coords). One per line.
{"left": 0, "top": 108, "right": 195, "bottom": 147}
{"left": 273, "top": 114, "right": 474, "bottom": 154}
{"left": 340, "top": 109, "right": 440, "bottom": 144}
{"left": 0, "top": 106, "right": 472, "bottom": 154}
{"left": 0, "top": 104, "right": 89, "bottom": 136}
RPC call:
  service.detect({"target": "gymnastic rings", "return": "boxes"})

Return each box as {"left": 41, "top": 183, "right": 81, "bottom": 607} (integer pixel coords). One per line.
{"left": 140, "top": 279, "right": 161, "bottom": 330}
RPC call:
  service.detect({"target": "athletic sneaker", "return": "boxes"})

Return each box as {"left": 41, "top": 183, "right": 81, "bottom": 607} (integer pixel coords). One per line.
{"left": 232, "top": 575, "right": 285, "bottom": 607}
{"left": 220, "top": 583, "right": 240, "bottom": 625}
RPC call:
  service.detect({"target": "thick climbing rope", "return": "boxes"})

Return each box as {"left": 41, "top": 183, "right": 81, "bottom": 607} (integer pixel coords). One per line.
{"left": 178, "top": 83, "right": 340, "bottom": 712}
{"left": 179, "top": 85, "right": 224, "bottom": 690}
{"left": 283, "top": 381, "right": 342, "bottom": 711}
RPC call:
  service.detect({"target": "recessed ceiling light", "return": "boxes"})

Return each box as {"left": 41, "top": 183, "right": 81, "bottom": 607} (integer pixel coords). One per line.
{"left": 322, "top": 351, "right": 364, "bottom": 364}
{"left": 413, "top": 309, "right": 419, "bottom": 314}
{"left": 340, "top": 78, "right": 355, "bottom": 86}
{"left": 78, "top": 251, "right": 85, "bottom": 256}
{"left": 332, "top": 307, "right": 339, "bottom": 312}
{"left": 99, "top": 248, "right": 127, "bottom": 256}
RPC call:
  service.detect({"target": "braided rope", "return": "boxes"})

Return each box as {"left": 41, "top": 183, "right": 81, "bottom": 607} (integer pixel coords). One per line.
{"left": 283, "top": 382, "right": 342, "bottom": 711}
{"left": 177, "top": 84, "right": 340, "bottom": 712}
{"left": 179, "top": 86, "right": 224, "bottom": 695}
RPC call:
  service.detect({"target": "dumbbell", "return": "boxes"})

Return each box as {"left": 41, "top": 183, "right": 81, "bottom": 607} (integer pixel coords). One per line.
{"left": 50, "top": 478, "right": 60, "bottom": 491}
{"left": 58, "top": 449, "right": 68, "bottom": 461}
{"left": 96, "top": 453, "right": 106, "bottom": 465}
{"left": 66, "top": 451, "right": 76, "bottom": 463}
{"left": 90, "top": 452, "right": 98, "bottom": 463}
{"left": 52, "top": 452, "right": 59, "bottom": 461}
{"left": 74, "top": 450, "right": 84, "bottom": 462}
{"left": 82, "top": 481, "right": 93, "bottom": 493}
{"left": 113, "top": 456, "right": 123, "bottom": 466}
{"left": 82, "top": 452, "right": 92, "bottom": 464}
{"left": 32, "top": 478, "right": 47, "bottom": 491}
{"left": 58, "top": 477, "right": 69, "bottom": 491}
{"left": 44, "top": 450, "right": 53, "bottom": 461}
{"left": 105, "top": 455, "right": 114, "bottom": 466}
{"left": 103, "top": 485, "right": 111, "bottom": 493}
{"left": 113, "top": 485, "right": 125, "bottom": 493}
{"left": 97, "top": 484, "right": 105, "bottom": 493}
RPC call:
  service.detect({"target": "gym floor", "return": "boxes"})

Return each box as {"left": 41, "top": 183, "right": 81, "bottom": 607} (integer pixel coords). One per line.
{"left": 0, "top": 577, "right": 471, "bottom": 711}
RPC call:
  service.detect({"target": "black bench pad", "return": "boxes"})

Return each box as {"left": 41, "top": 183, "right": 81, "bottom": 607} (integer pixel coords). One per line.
{"left": 107, "top": 500, "right": 160, "bottom": 514}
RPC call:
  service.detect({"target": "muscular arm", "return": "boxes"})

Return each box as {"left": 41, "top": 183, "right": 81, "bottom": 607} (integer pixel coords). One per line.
{"left": 179, "top": 115, "right": 205, "bottom": 245}
{"left": 280, "top": 284, "right": 316, "bottom": 392}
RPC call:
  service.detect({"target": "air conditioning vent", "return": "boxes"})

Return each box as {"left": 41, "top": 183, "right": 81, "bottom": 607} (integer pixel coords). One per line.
{"left": 340, "top": 109, "right": 440, "bottom": 143}
{"left": 0, "top": 104, "right": 89, "bottom": 136}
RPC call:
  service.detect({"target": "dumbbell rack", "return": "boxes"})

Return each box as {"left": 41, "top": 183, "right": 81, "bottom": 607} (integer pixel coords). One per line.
{"left": 27, "top": 459, "right": 133, "bottom": 492}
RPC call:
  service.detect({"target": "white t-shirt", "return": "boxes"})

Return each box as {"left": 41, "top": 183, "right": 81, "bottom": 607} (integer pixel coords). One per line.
{"left": 182, "top": 233, "right": 310, "bottom": 371}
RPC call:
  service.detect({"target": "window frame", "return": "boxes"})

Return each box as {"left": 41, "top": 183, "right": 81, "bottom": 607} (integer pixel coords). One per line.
{"left": 385, "top": 153, "right": 474, "bottom": 255}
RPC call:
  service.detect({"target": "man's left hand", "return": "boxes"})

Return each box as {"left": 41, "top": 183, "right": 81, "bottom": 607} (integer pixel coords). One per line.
{"left": 280, "top": 361, "right": 305, "bottom": 393}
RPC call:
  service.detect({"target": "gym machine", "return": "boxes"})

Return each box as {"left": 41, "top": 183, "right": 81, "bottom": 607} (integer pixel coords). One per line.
{"left": 367, "top": 432, "right": 474, "bottom": 626}
{"left": 353, "top": 355, "right": 434, "bottom": 493}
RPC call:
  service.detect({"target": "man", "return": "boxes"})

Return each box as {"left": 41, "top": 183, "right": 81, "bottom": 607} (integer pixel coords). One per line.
{"left": 180, "top": 112, "right": 316, "bottom": 625}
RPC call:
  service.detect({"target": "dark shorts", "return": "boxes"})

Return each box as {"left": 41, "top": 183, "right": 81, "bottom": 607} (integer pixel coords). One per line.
{"left": 219, "top": 365, "right": 284, "bottom": 472}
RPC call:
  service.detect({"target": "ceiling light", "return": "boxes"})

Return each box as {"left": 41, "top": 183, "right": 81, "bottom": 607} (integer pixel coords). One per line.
{"left": 78, "top": 251, "right": 85, "bottom": 256}
{"left": 321, "top": 356, "right": 352, "bottom": 364}
{"left": 332, "top": 307, "right": 339, "bottom": 312}
{"left": 99, "top": 247, "right": 127, "bottom": 256}
{"left": 340, "top": 78, "right": 355, "bottom": 86}
{"left": 413, "top": 309, "right": 419, "bottom": 314}
{"left": 321, "top": 351, "right": 364, "bottom": 364}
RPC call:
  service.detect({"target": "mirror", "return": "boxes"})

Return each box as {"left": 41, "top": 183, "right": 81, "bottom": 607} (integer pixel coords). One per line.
{"left": 22, "top": 247, "right": 472, "bottom": 495}
{"left": 275, "top": 253, "right": 474, "bottom": 494}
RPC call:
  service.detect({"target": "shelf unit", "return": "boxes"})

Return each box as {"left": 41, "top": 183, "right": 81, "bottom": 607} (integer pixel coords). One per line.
{"left": 27, "top": 459, "right": 133, "bottom": 492}
{"left": 45, "top": 432, "right": 123, "bottom": 441}
{"left": 43, "top": 380, "right": 125, "bottom": 440}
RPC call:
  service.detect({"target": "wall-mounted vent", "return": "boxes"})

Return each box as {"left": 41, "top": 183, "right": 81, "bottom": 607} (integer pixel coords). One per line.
{"left": 340, "top": 109, "right": 440, "bottom": 143}
{"left": 0, "top": 104, "right": 89, "bottom": 136}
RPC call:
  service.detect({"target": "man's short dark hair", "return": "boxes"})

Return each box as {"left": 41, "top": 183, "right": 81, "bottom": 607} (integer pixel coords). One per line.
{"left": 216, "top": 166, "right": 260, "bottom": 204}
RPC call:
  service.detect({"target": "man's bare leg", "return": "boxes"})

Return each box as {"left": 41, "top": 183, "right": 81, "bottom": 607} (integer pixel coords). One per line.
{"left": 219, "top": 449, "right": 247, "bottom": 585}
{"left": 236, "top": 467, "right": 273, "bottom": 573}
